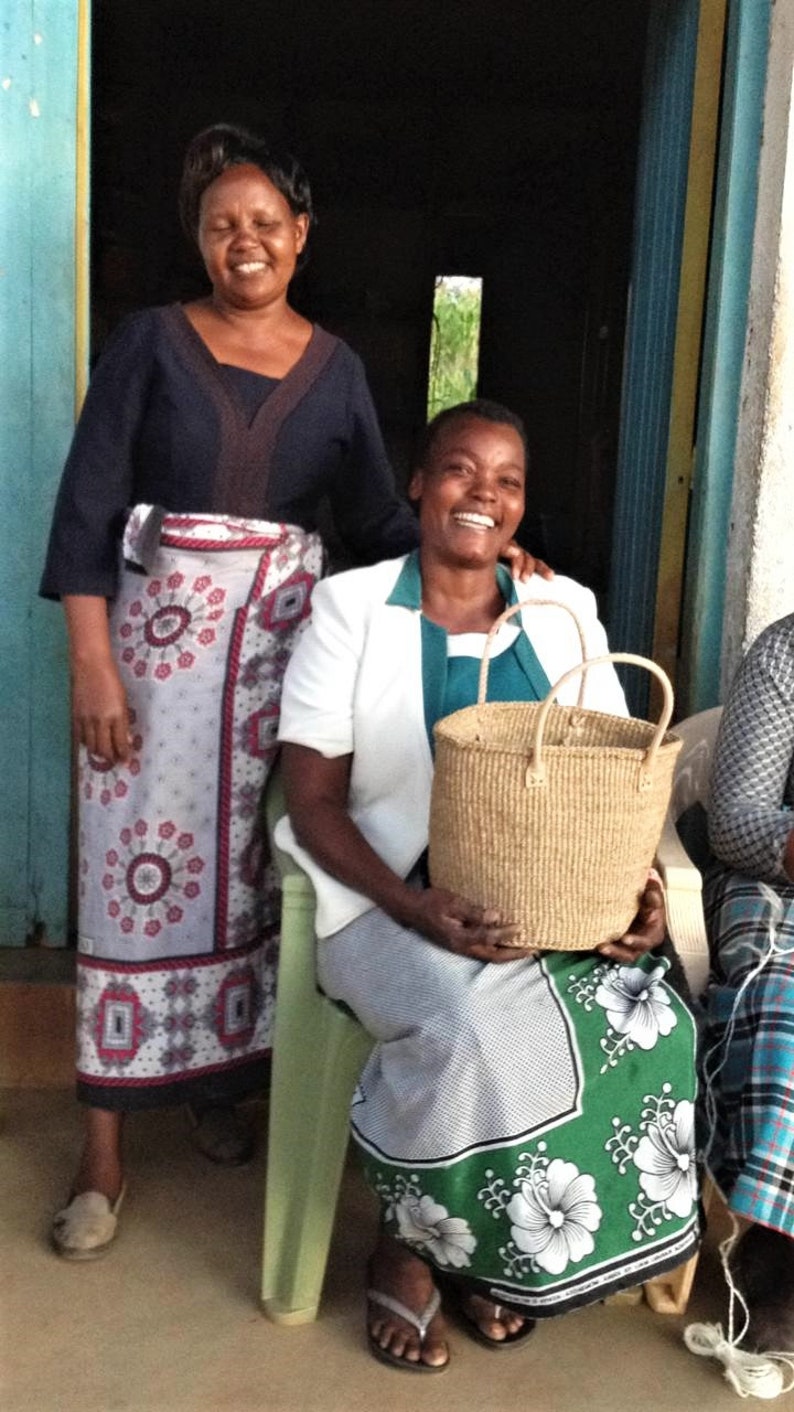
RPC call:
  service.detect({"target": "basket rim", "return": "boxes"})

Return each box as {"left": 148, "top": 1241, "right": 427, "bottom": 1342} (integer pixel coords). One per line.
{"left": 435, "top": 700, "right": 682, "bottom": 732}
{"left": 434, "top": 704, "right": 682, "bottom": 753}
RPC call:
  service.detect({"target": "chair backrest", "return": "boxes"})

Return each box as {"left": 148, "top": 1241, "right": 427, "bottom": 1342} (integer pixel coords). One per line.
{"left": 655, "top": 707, "right": 722, "bottom": 998}
{"left": 670, "top": 707, "right": 723, "bottom": 819}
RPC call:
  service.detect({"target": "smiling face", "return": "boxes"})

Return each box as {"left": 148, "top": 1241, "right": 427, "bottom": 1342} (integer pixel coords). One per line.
{"left": 197, "top": 163, "right": 309, "bottom": 312}
{"left": 409, "top": 414, "right": 526, "bottom": 569}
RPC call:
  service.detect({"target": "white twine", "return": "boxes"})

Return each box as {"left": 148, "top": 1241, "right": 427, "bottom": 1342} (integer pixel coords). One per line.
{"left": 684, "top": 884, "right": 794, "bottom": 1398}
{"left": 684, "top": 1221, "right": 794, "bottom": 1399}
{"left": 699, "top": 885, "right": 787, "bottom": 1172}
{"left": 684, "top": 1322, "right": 794, "bottom": 1400}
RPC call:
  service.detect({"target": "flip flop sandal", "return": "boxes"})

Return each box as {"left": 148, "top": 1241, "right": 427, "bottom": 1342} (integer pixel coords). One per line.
{"left": 367, "top": 1286, "right": 449, "bottom": 1373}
{"left": 457, "top": 1294, "right": 537, "bottom": 1351}
{"left": 51, "top": 1183, "right": 127, "bottom": 1261}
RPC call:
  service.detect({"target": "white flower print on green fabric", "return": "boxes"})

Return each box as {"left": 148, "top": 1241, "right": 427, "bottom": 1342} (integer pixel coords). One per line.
{"left": 566, "top": 961, "right": 610, "bottom": 1012}
{"left": 595, "top": 964, "right": 677, "bottom": 1050}
{"left": 506, "top": 1157, "right": 602, "bottom": 1276}
{"left": 633, "top": 1098, "right": 696, "bottom": 1219}
{"left": 371, "top": 1171, "right": 477, "bottom": 1268}
{"left": 570, "top": 961, "right": 677, "bottom": 1073}
{"left": 606, "top": 1086, "right": 697, "bottom": 1242}
{"left": 394, "top": 1193, "right": 477, "bottom": 1268}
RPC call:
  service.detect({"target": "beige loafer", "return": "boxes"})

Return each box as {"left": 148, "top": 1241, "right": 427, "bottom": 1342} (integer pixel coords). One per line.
{"left": 51, "top": 1183, "right": 126, "bottom": 1261}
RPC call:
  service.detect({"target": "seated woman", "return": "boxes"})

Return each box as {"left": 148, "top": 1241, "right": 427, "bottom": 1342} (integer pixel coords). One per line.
{"left": 701, "top": 611, "right": 794, "bottom": 1352}
{"left": 276, "top": 400, "right": 700, "bottom": 1372}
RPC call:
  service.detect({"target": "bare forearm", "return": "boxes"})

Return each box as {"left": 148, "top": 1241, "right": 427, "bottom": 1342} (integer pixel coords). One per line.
{"left": 281, "top": 743, "right": 526, "bottom": 956}
{"left": 287, "top": 789, "right": 418, "bottom": 927}
{"left": 63, "top": 594, "right": 114, "bottom": 665}
{"left": 63, "top": 594, "right": 130, "bottom": 763}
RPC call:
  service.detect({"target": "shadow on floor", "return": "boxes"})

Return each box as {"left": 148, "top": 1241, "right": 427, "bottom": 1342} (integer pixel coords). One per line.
{"left": 1, "top": 1089, "right": 783, "bottom": 1412}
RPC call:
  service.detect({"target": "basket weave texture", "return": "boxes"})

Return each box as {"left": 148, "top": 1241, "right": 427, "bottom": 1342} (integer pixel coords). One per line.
{"left": 429, "top": 646, "right": 682, "bottom": 951}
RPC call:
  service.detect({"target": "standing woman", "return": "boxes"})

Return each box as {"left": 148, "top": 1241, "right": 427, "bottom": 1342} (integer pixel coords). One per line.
{"left": 41, "top": 123, "right": 434, "bottom": 1258}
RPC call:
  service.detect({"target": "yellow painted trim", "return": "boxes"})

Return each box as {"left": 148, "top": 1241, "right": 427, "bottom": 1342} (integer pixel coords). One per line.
{"left": 74, "top": 0, "right": 90, "bottom": 416}
{"left": 652, "top": 0, "right": 727, "bottom": 690}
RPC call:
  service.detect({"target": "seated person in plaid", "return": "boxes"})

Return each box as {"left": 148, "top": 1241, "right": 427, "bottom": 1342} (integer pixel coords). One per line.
{"left": 702, "top": 611, "right": 794, "bottom": 1352}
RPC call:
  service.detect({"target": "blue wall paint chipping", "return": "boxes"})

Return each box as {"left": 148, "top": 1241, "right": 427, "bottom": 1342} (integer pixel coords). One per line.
{"left": 0, "top": 1, "right": 79, "bottom": 943}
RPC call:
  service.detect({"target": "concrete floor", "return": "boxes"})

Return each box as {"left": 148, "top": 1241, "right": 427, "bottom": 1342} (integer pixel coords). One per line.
{"left": 2, "top": 1088, "right": 792, "bottom": 1412}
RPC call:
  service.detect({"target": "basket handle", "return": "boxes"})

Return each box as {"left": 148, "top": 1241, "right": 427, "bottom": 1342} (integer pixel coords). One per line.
{"left": 477, "top": 599, "right": 588, "bottom": 707}
{"left": 525, "top": 652, "right": 675, "bottom": 791}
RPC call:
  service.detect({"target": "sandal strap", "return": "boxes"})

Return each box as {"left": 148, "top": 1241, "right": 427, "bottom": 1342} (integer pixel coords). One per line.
{"left": 367, "top": 1286, "right": 441, "bottom": 1343}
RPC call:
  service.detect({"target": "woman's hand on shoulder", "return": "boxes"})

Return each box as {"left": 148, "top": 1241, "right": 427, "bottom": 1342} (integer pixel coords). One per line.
{"left": 71, "top": 656, "right": 132, "bottom": 765}
{"left": 595, "top": 873, "right": 666, "bottom": 964}
{"left": 500, "top": 540, "right": 554, "bottom": 583}
{"left": 400, "top": 887, "right": 534, "bottom": 962}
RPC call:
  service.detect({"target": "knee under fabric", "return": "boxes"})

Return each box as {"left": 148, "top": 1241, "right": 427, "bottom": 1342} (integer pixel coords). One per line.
{"left": 685, "top": 884, "right": 794, "bottom": 1399}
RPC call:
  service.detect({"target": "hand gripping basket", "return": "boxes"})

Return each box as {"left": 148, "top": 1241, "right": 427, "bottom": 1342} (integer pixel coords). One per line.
{"left": 428, "top": 600, "right": 682, "bottom": 950}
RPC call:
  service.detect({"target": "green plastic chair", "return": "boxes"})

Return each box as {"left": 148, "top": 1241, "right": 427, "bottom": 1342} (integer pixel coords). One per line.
{"left": 261, "top": 767, "right": 373, "bottom": 1324}
{"left": 261, "top": 711, "right": 718, "bottom": 1323}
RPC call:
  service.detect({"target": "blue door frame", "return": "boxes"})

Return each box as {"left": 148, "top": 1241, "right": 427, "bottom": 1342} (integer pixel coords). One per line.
{"left": 608, "top": 0, "right": 772, "bottom": 717}
{"left": 681, "top": 0, "right": 772, "bottom": 712}
{"left": 608, "top": 0, "right": 701, "bottom": 716}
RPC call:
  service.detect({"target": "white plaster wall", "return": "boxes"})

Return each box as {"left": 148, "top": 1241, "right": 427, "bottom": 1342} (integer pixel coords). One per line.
{"left": 722, "top": 0, "right": 794, "bottom": 692}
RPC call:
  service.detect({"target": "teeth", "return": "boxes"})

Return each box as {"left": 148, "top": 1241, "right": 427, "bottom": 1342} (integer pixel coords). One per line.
{"left": 234, "top": 262, "right": 267, "bottom": 274}
{"left": 453, "top": 512, "right": 495, "bottom": 529}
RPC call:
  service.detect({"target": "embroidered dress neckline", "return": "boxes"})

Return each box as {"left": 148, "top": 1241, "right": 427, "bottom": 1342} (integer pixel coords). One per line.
{"left": 159, "top": 305, "right": 339, "bottom": 516}
{"left": 171, "top": 302, "right": 315, "bottom": 380}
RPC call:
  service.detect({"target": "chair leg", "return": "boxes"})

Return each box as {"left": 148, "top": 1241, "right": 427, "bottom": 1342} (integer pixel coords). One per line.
{"left": 643, "top": 1178, "right": 715, "bottom": 1315}
{"left": 262, "top": 1010, "right": 372, "bottom": 1323}
{"left": 262, "top": 896, "right": 373, "bottom": 1325}
{"left": 643, "top": 1252, "right": 701, "bottom": 1315}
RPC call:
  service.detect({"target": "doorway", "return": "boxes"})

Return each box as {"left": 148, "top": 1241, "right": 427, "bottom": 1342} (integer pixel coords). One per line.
{"left": 90, "top": 0, "right": 649, "bottom": 594}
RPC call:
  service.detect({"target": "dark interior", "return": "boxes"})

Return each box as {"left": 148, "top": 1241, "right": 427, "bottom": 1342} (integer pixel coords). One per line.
{"left": 91, "top": 0, "right": 648, "bottom": 589}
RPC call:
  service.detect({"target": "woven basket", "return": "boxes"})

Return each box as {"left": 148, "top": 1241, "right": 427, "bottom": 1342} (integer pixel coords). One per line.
{"left": 428, "top": 601, "right": 682, "bottom": 950}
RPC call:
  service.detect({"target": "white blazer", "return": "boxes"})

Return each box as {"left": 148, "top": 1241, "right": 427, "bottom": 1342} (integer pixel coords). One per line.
{"left": 276, "top": 555, "right": 628, "bottom": 939}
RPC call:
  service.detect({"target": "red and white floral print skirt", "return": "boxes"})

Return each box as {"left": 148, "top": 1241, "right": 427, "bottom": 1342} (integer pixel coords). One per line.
{"left": 75, "top": 507, "right": 322, "bottom": 1109}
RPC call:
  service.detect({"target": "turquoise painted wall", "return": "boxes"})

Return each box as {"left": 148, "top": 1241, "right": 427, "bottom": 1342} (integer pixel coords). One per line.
{"left": 0, "top": 1, "right": 80, "bottom": 944}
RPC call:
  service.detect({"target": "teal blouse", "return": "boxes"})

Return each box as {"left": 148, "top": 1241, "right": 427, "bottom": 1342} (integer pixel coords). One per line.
{"left": 386, "top": 551, "right": 552, "bottom": 751}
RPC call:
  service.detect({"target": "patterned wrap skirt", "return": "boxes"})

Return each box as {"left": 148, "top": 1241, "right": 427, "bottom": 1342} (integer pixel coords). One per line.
{"left": 75, "top": 507, "right": 322, "bottom": 1109}
{"left": 318, "top": 909, "right": 701, "bottom": 1317}
{"left": 702, "top": 864, "right": 794, "bottom": 1234}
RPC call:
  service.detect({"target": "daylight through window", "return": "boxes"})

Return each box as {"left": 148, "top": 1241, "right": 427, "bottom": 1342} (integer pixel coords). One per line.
{"left": 427, "top": 275, "right": 483, "bottom": 418}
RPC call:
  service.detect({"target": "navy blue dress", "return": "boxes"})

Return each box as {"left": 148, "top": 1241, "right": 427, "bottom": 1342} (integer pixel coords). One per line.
{"left": 40, "top": 304, "right": 419, "bottom": 1112}
{"left": 41, "top": 304, "right": 419, "bottom": 598}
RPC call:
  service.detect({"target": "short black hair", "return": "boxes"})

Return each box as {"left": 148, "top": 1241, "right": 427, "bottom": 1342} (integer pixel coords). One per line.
{"left": 178, "top": 123, "right": 313, "bottom": 260}
{"left": 415, "top": 399, "right": 529, "bottom": 470}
